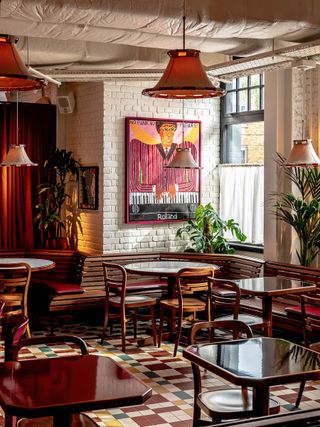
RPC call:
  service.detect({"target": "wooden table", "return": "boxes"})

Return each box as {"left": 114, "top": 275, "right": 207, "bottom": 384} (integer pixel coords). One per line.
{"left": 0, "top": 258, "right": 55, "bottom": 272}
{"left": 236, "top": 276, "right": 316, "bottom": 336}
{"left": 183, "top": 337, "right": 320, "bottom": 417}
{"left": 125, "top": 260, "right": 219, "bottom": 297}
{"left": 0, "top": 354, "right": 152, "bottom": 427}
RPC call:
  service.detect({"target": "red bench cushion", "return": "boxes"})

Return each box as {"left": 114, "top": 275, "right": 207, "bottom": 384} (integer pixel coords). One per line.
{"left": 285, "top": 305, "right": 320, "bottom": 318}
{"left": 43, "top": 280, "right": 84, "bottom": 295}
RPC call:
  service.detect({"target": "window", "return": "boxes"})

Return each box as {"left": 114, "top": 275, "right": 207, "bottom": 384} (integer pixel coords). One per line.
{"left": 219, "top": 74, "right": 264, "bottom": 246}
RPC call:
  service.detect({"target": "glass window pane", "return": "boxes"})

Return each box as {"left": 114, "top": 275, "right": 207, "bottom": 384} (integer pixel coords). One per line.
{"left": 225, "top": 122, "right": 264, "bottom": 164}
{"left": 226, "top": 79, "right": 237, "bottom": 90}
{"left": 238, "top": 90, "right": 248, "bottom": 112}
{"left": 250, "top": 74, "right": 260, "bottom": 86}
{"left": 249, "top": 88, "right": 260, "bottom": 110}
{"left": 238, "top": 77, "right": 248, "bottom": 89}
{"left": 261, "top": 87, "right": 264, "bottom": 109}
{"left": 226, "top": 92, "right": 236, "bottom": 113}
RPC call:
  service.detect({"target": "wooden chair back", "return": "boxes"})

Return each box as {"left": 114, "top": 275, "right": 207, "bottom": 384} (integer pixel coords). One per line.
{"left": 102, "top": 262, "right": 127, "bottom": 306}
{"left": 190, "top": 319, "right": 253, "bottom": 344}
{"left": 11, "top": 335, "right": 89, "bottom": 361}
{"left": 0, "top": 263, "right": 31, "bottom": 315}
{"left": 2, "top": 314, "right": 29, "bottom": 361}
{"left": 209, "top": 278, "right": 241, "bottom": 319}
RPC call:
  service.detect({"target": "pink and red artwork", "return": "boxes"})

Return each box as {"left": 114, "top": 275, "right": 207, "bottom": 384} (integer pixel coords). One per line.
{"left": 126, "top": 117, "right": 201, "bottom": 223}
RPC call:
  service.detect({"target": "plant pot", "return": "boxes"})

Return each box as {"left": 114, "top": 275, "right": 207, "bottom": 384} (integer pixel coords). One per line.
{"left": 54, "top": 238, "right": 69, "bottom": 250}
{"left": 45, "top": 238, "right": 69, "bottom": 250}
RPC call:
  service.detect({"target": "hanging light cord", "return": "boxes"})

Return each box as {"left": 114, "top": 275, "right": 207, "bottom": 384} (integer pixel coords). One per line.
{"left": 182, "top": 99, "right": 185, "bottom": 144}
{"left": 16, "top": 92, "right": 19, "bottom": 146}
{"left": 182, "top": 0, "right": 186, "bottom": 50}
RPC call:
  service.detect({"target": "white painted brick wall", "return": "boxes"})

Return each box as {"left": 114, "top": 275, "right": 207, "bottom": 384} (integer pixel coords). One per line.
{"left": 102, "top": 79, "right": 220, "bottom": 254}
{"left": 64, "top": 82, "right": 104, "bottom": 254}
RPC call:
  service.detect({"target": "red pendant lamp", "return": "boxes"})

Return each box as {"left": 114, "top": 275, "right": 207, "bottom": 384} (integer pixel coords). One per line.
{"left": 142, "top": 3, "right": 226, "bottom": 99}
{"left": 0, "top": 35, "right": 43, "bottom": 91}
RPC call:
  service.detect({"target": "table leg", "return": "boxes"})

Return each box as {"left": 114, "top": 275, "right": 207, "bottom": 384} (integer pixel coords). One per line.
{"left": 262, "top": 296, "right": 273, "bottom": 337}
{"left": 253, "top": 386, "right": 270, "bottom": 416}
{"left": 53, "top": 413, "right": 72, "bottom": 427}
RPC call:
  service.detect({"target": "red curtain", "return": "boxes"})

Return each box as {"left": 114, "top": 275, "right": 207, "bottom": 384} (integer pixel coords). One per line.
{"left": 0, "top": 102, "right": 56, "bottom": 249}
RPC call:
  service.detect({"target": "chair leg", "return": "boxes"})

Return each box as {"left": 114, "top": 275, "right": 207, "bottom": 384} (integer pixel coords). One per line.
{"left": 100, "top": 302, "right": 109, "bottom": 345}
{"left": 133, "top": 309, "right": 137, "bottom": 339}
{"left": 173, "top": 312, "right": 182, "bottom": 357}
{"left": 151, "top": 305, "right": 157, "bottom": 346}
{"left": 121, "top": 309, "right": 126, "bottom": 353}
{"left": 158, "top": 305, "right": 164, "bottom": 348}
{"left": 25, "top": 322, "right": 31, "bottom": 339}
{"left": 295, "top": 380, "right": 306, "bottom": 408}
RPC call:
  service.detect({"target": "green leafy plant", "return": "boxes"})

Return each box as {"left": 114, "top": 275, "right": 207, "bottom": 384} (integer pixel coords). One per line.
{"left": 34, "top": 149, "right": 80, "bottom": 242}
{"left": 273, "top": 153, "right": 320, "bottom": 266}
{"left": 176, "top": 203, "right": 246, "bottom": 253}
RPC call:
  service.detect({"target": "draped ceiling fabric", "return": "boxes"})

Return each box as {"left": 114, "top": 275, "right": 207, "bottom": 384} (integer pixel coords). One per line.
{"left": 0, "top": 103, "right": 56, "bottom": 250}
{"left": 1, "top": 0, "right": 320, "bottom": 76}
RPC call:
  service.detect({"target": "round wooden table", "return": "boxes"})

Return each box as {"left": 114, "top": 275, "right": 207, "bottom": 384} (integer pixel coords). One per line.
{"left": 0, "top": 258, "right": 55, "bottom": 272}
{"left": 125, "top": 260, "right": 219, "bottom": 296}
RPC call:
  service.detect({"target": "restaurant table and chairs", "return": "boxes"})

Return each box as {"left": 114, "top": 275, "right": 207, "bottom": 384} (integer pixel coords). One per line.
{"left": 188, "top": 320, "right": 280, "bottom": 425}
{"left": 158, "top": 266, "right": 215, "bottom": 356}
{"left": 0, "top": 334, "right": 152, "bottom": 427}
{"left": 232, "top": 276, "right": 316, "bottom": 337}
{"left": 183, "top": 335, "right": 320, "bottom": 418}
{"left": 124, "top": 260, "right": 219, "bottom": 297}
{"left": 100, "top": 262, "right": 157, "bottom": 352}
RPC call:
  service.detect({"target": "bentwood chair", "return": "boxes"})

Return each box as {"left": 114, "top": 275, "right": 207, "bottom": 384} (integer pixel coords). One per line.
{"left": 0, "top": 263, "right": 32, "bottom": 338}
{"left": 6, "top": 335, "right": 98, "bottom": 427}
{"left": 295, "top": 292, "right": 320, "bottom": 408}
{"left": 209, "top": 278, "right": 268, "bottom": 335}
{"left": 101, "top": 262, "right": 157, "bottom": 352}
{"left": 158, "top": 267, "right": 215, "bottom": 357}
{"left": 189, "top": 320, "right": 280, "bottom": 426}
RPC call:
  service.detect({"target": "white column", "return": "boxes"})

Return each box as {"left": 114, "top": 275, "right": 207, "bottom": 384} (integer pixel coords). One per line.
{"left": 264, "top": 69, "right": 294, "bottom": 262}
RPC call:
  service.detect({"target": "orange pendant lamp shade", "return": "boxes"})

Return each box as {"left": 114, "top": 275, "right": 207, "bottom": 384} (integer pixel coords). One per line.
{"left": 287, "top": 139, "right": 320, "bottom": 167}
{"left": 142, "top": 49, "right": 225, "bottom": 99}
{"left": 0, "top": 35, "right": 43, "bottom": 91}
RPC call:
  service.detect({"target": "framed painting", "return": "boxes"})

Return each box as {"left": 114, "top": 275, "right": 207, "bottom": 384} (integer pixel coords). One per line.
{"left": 125, "top": 117, "right": 201, "bottom": 223}
{"left": 78, "top": 166, "right": 99, "bottom": 210}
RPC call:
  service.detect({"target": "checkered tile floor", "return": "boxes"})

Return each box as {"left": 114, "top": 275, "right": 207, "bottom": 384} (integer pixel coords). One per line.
{"left": 1, "top": 317, "right": 320, "bottom": 426}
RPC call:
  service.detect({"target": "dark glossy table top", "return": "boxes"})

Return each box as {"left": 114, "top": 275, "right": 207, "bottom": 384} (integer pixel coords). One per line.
{"left": 0, "top": 258, "right": 55, "bottom": 272}
{"left": 0, "top": 354, "right": 152, "bottom": 417}
{"left": 183, "top": 337, "right": 320, "bottom": 387}
{"left": 236, "top": 276, "right": 316, "bottom": 296}
{"left": 125, "top": 260, "right": 218, "bottom": 276}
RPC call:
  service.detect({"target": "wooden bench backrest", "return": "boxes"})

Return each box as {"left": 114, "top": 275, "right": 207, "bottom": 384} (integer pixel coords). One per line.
{"left": 0, "top": 250, "right": 85, "bottom": 284}
{"left": 264, "top": 260, "right": 320, "bottom": 284}
{"left": 159, "top": 252, "right": 263, "bottom": 279}
{"left": 81, "top": 252, "right": 162, "bottom": 289}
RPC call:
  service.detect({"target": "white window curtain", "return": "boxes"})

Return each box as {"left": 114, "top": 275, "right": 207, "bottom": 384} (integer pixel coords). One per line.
{"left": 219, "top": 165, "right": 264, "bottom": 245}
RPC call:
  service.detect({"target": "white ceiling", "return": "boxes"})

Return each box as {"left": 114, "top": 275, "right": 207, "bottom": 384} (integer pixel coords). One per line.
{"left": 3, "top": 0, "right": 320, "bottom": 80}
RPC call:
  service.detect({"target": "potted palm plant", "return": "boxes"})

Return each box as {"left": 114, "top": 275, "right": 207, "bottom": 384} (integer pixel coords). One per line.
{"left": 176, "top": 203, "right": 246, "bottom": 253}
{"left": 34, "top": 149, "right": 80, "bottom": 249}
{"left": 273, "top": 153, "right": 320, "bottom": 266}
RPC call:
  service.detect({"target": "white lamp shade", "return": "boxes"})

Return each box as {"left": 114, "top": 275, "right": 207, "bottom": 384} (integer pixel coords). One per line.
{"left": 165, "top": 147, "right": 200, "bottom": 169}
{"left": 287, "top": 139, "right": 320, "bottom": 167}
{"left": 1, "top": 145, "right": 38, "bottom": 166}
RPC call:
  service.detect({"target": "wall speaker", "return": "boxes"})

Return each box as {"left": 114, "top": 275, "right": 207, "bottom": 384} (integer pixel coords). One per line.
{"left": 56, "top": 92, "right": 75, "bottom": 114}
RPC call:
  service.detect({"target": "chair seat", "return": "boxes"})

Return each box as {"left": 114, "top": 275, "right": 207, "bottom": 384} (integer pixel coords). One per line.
{"left": 110, "top": 294, "right": 156, "bottom": 306}
{"left": 18, "top": 413, "right": 98, "bottom": 426}
{"left": 217, "top": 313, "right": 266, "bottom": 326}
{"left": 198, "top": 388, "right": 280, "bottom": 416}
{"left": 160, "top": 298, "right": 206, "bottom": 311}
